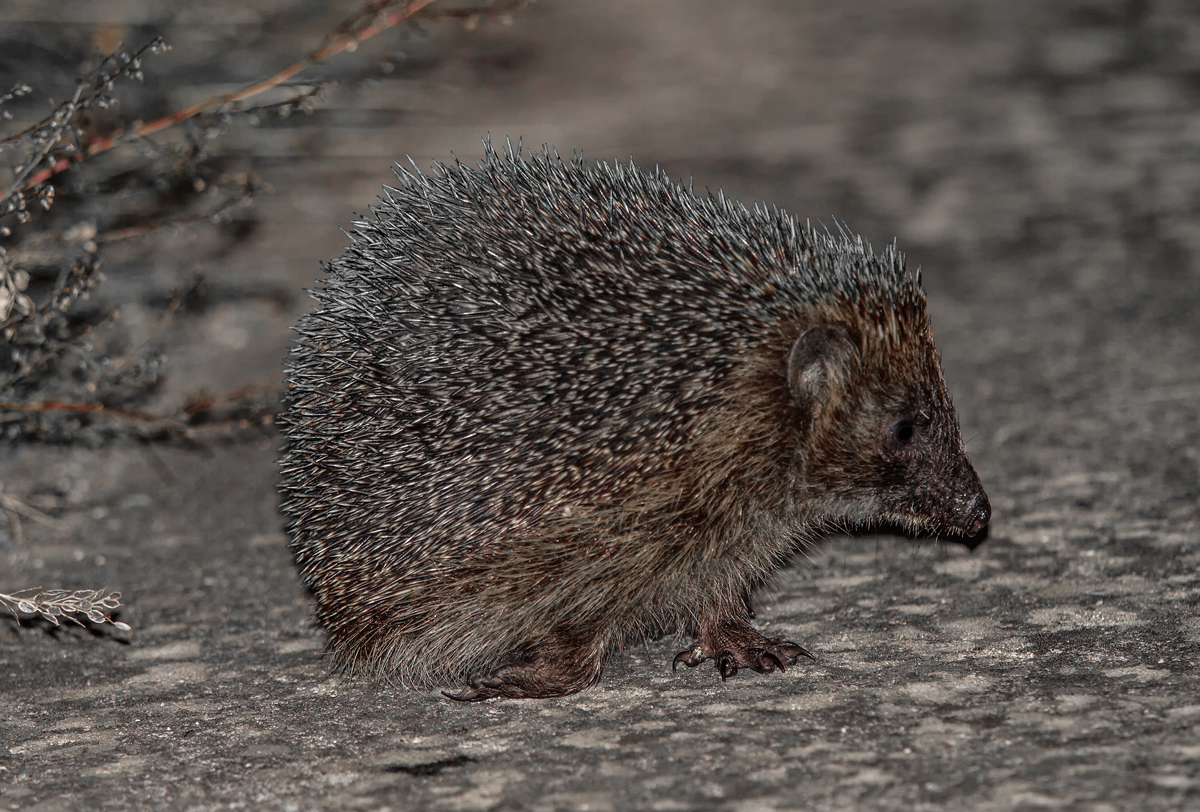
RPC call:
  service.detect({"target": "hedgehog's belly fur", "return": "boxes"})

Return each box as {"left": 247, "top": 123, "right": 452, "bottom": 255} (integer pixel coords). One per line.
{"left": 293, "top": 473, "right": 793, "bottom": 690}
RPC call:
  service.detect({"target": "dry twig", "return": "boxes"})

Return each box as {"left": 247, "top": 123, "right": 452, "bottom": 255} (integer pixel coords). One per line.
{"left": 22, "top": 0, "right": 446, "bottom": 191}
{"left": 1, "top": 588, "right": 130, "bottom": 631}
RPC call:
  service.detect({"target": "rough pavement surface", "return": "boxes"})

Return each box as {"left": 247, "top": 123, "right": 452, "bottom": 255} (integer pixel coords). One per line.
{"left": 2, "top": 1, "right": 1199, "bottom": 810}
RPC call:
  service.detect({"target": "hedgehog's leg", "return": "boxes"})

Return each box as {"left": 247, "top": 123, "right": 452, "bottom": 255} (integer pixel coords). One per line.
{"left": 672, "top": 600, "right": 813, "bottom": 681}
{"left": 444, "top": 631, "right": 603, "bottom": 701}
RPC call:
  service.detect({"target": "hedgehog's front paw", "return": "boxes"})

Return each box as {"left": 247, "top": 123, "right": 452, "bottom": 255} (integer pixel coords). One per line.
{"left": 673, "top": 612, "right": 814, "bottom": 683}
{"left": 672, "top": 638, "right": 813, "bottom": 681}
{"left": 672, "top": 644, "right": 709, "bottom": 671}
{"left": 723, "top": 638, "right": 814, "bottom": 680}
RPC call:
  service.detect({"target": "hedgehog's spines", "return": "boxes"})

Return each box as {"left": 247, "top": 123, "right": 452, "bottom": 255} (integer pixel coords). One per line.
{"left": 279, "top": 141, "right": 986, "bottom": 693}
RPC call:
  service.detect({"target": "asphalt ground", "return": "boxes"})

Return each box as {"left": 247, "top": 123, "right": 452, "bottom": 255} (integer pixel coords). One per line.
{"left": 1, "top": 1, "right": 1198, "bottom": 810}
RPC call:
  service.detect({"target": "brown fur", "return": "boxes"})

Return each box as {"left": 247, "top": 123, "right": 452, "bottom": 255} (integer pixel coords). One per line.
{"left": 279, "top": 143, "right": 990, "bottom": 699}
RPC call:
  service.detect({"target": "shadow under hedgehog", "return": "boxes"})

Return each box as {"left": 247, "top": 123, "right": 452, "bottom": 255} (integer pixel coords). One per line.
{"left": 278, "top": 140, "right": 990, "bottom": 701}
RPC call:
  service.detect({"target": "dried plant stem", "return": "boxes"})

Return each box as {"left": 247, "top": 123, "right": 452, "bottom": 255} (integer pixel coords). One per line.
{"left": 0, "top": 394, "right": 278, "bottom": 432}
{"left": 0, "top": 82, "right": 86, "bottom": 208}
{"left": 24, "top": 0, "right": 440, "bottom": 190}
{"left": 1, "top": 38, "right": 168, "bottom": 220}
{"left": 0, "top": 399, "right": 162, "bottom": 422}
{"left": 0, "top": 483, "right": 70, "bottom": 531}
{"left": 0, "top": 588, "right": 130, "bottom": 631}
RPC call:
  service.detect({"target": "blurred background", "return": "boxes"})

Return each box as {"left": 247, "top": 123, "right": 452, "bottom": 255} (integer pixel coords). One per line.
{"left": 2, "top": 0, "right": 1196, "bottom": 529}
{"left": 2, "top": 0, "right": 1196, "bottom": 415}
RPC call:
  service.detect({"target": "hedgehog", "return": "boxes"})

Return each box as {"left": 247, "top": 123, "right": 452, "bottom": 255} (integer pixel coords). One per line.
{"left": 278, "top": 140, "right": 990, "bottom": 701}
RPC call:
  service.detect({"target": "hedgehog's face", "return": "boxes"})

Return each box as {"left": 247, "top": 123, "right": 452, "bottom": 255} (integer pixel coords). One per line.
{"left": 787, "top": 321, "right": 990, "bottom": 542}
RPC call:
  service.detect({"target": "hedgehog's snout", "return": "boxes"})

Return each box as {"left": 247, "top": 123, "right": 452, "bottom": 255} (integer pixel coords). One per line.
{"left": 946, "top": 456, "right": 990, "bottom": 547}
{"left": 964, "top": 494, "right": 990, "bottom": 537}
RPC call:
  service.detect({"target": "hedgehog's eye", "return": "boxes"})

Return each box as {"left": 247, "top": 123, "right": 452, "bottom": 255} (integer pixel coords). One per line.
{"left": 891, "top": 419, "right": 916, "bottom": 446}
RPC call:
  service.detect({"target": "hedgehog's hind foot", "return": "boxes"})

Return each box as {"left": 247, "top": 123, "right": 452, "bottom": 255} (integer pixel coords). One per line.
{"left": 672, "top": 611, "right": 814, "bottom": 682}
{"left": 444, "top": 644, "right": 601, "bottom": 701}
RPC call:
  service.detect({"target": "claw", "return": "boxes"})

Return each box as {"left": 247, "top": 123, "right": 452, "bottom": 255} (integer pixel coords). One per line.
{"left": 443, "top": 686, "right": 483, "bottom": 702}
{"left": 790, "top": 644, "right": 817, "bottom": 663}
{"left": 671, "top": 628, "right": 814, "bottom": 685}
{"left": 673, "top": 645, "right": 707, "bottom": 671}
{"left": 761, "top": 651, "right": 785, "bottom": 673}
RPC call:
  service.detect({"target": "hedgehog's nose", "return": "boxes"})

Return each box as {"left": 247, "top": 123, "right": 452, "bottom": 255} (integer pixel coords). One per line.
{"left": 964, "top": 495, "right": 991, "bottom": 539}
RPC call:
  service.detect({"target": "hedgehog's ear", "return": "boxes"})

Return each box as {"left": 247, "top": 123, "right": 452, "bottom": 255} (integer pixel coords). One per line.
{"left": 787, "top": 324, "right": 857, "bottom": 423}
